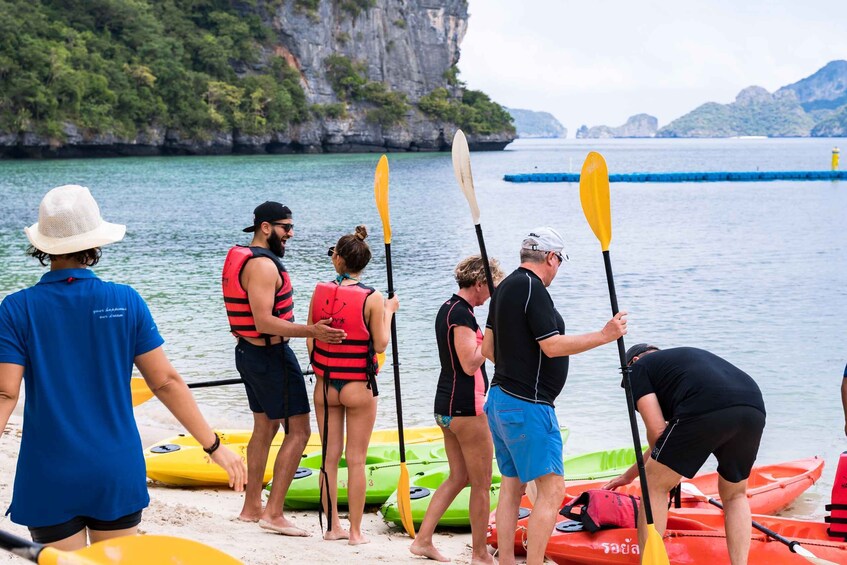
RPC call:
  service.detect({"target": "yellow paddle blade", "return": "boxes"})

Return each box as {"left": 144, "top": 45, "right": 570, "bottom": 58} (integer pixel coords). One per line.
{"left": 397, "top": 462, "right": 416, "bottom": 538}
{"left": 451, "top": 129, "right": 480, "bottom": 225}
{"left": 641, "top": 524, "right": 670, "bottom": 565}
{"left": 579, "top": 151, "right": 612, "bottom": 251}
{"left": 130, "top": 377, "right": 154, "bottom": 407}
{"left": 37, "top": 547, "right": 100, "bottom": 565}
{"left": 38, "top": 535, "right": 243, "bottom": 565}
{"left": 374, "top": 155, "right": 391, "bottom": 244}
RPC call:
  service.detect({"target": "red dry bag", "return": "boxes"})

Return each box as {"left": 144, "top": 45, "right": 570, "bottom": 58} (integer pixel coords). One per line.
{"left": 560, "top": 489, "right": 639, "bottom": 533}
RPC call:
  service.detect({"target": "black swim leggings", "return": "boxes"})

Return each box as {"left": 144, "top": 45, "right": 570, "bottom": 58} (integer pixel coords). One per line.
{"left": 28, "top": 510, "right": 143, "bottom": 544}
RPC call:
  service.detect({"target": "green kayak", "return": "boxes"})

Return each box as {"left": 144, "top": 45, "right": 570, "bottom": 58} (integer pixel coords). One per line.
{"left": 380, "top": 446, "right": 635, "bottom": 528}
{"left": 265, "top": 442, "right": 449, "bottom": 509}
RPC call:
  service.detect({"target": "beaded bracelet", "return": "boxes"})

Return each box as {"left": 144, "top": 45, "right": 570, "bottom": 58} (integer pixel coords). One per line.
{"left": 203, "top": 432, "right": 221, "bottom": 455}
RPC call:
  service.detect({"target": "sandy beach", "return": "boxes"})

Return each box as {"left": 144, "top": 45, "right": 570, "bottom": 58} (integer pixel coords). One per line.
{"left": 0, "top": 413, "right": 486, "bottom": 564}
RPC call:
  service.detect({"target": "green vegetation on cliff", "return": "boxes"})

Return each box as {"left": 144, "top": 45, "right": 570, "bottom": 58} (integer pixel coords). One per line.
{"left": 0, "top": 0, "right": 311, "bottom": 139}
{"left": 418, "top": 80, "right": 515, "bottom": 135}
{"left": 324, "top": 57, "right": 514, "bottom": 134}
{"left": 324, "top": 54, "right": 409, "bottom": 126}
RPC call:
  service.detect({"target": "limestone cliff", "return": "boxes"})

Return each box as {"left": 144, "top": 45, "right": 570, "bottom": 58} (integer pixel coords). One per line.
{"left": 0, "top": 0, "right": 514, "bottom": 158}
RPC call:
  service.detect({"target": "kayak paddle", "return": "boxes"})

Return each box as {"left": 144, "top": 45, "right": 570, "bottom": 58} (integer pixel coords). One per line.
{"left": 131, "top": 368, "right": 323, "bottom": 407}
{"left": 579, "top": 151, "right": 669, "bottom": 565}
{"left": 373, "top": 154, "right": 415, "bottom": 538}
{"left": 0, "top": 529, "right": 242, "bottom": 564}
{"left": 131, "top": 353, "right": 383, "bottom": 405}
{"left": 451, "top": 129, "right": 495, "bottom": 295}
{"left": 680, "top": 483, "right": 838, "bottom": 565}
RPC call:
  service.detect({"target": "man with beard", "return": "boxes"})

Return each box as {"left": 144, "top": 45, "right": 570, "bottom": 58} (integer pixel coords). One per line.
{"left": 222, "top": 201, "right": 346, "bottom": 535}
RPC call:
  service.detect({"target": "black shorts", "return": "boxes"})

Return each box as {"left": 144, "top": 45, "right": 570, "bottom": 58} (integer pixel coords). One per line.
{"left": 235, "top": 339, "right": 310, "bottom": 421}
{"left": 651, "top": 405, "right": 765, "bottom": 483}
{"left": 28, "top": 510, "right": 143, "bottom": 544}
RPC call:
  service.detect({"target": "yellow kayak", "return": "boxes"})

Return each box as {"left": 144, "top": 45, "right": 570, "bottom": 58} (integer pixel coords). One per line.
{"left": 131, "top": 377, "right": 155, "bottom": 406}
{"left": 145, "top": 426, "right": 444, "bottom": 486}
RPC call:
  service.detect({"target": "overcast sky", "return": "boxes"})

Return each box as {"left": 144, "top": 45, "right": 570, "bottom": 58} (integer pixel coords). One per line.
{"left": 458, "top": 0, "right": 847, "bottom": 135}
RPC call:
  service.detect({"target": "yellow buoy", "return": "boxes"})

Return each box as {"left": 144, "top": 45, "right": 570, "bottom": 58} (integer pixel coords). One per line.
{"left": 833, "top": 146, "right": 840, "bottom": 171}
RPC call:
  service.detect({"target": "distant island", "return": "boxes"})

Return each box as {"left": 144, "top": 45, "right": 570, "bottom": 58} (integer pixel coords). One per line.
{"left": 575, "top": 60, "right": 847, "bottom": 138}
{"left": 575, "top": 114, "right": 657, "bottom": 138}
{"left": 659, "top": 60, "right": 847, "bottom": 137}
{"left": 506, "top": 108, "right": 567, "bottom": 138}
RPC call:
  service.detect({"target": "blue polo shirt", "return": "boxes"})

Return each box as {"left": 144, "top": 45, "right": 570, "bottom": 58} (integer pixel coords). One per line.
{"left": 0, "top": 269, "right": 163, "bottom": 527}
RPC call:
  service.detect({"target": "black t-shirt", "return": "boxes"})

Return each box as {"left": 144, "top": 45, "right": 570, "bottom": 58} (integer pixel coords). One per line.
{"left": 629, "top": 347, "right": 766, "bottom": 420}
{"left": 433, "top": 294, "right": 488, "bottom": 415}
{"left": 486, "top": 267, "right": 568, "bottom": 406}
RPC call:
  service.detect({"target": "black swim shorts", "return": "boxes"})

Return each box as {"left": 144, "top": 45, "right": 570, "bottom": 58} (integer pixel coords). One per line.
{"left": 28, "top": 510, "right": 143, "bottom": 544}
{"left": 235, "top": 339, "right": 310, "bottom": 421}
{"left": 651, "top": 405, "right": 765, "bottom": 483}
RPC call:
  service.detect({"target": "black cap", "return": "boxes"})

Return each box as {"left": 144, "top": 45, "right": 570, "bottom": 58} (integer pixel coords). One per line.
{"left": 625, "top": 343, "right": 659, "bottom": 366}
{"left": 243, "top": 201, "right": 292, "bottom": 232}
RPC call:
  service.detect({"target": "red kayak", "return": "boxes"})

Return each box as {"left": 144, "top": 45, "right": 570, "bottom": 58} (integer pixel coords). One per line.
{"left": 543, "top": 508, "right": 847, "bottom": 564}
{"left": 488, "top": 457, "right": 823, "bottom": 555}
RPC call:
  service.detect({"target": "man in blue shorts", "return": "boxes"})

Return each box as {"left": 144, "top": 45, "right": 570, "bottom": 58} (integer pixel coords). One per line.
{"left": 481, "top": 227, "right": 627, "bottom": 565}
{"left": 604, "top": 344, "right": 766, "bottom": 565}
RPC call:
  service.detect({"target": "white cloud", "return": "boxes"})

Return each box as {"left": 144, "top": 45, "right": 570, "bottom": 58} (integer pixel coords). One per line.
{"left": 458, "top": 0, "right": 847, "bottom": 132}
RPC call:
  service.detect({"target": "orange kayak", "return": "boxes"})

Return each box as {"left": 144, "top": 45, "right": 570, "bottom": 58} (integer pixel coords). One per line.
{"left": 543, "top": 508, "right": 847, "bottom": 564}
{"left": 488, "top": 457, "right": 823, "bottom": 555}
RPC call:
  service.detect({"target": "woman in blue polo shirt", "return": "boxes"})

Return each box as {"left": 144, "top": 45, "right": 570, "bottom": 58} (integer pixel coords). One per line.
{"left": 0, "top": 185, "right": 246, "bottom": 550}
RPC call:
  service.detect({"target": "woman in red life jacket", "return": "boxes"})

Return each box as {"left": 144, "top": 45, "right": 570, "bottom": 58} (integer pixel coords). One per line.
{"left": 410, "top": 255, "right": 503, "bottom": 564}
{"left": 307, "top": 225, "right": 398, "bottom": 544}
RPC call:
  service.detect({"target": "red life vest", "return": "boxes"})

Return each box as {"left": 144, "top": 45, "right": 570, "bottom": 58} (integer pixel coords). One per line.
{"left": 310, "top": 281, "right": 378, "bottom": 381}
{"left": 826, "top": 451, "right": 847, "bottom": 538}
{"left": 222, "top": 245, "right": 294, "bottom": 339}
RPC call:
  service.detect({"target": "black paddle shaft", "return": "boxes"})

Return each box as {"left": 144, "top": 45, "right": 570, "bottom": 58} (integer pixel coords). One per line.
{"left": 187, "top": 378, "right": 244, "bottom": 389}
{"left": 475, "top": 224, "right": 496, "bottom": 296}
{"left": 602, "top": 250, "right": 656, "bottom": 525}
{"left": 704, "top": 496, "right": 803, "bottom": 553}
{"left": 184, "top": 370, "right": 315, "bottom": 390}
{"left": 0, "top": 529, "right": 42, "bottom": 563}
{"left": 383, "top": 243, "right": 407, "bottom": 462}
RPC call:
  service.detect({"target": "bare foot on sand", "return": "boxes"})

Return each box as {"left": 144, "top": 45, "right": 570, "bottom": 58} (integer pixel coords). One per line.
{"left": 348, "top": 532, "right": 370, "bottom": 545}
{"left": 236, "top": 513, "right": 260, "bottom": 523}
{"left": 238, "top": 503, "right": 263, "bottom": 523}
{"left": 471, "top": 554, "right": 496, "bottom": 565}
{"left": 324, "top": 527, "right": 350, "bottom": 541}
{"left": 258, "top": 518, "right": 310, "bottom": 537}
{"left": 409, "top": 539, "right": 450, "bottom": 562}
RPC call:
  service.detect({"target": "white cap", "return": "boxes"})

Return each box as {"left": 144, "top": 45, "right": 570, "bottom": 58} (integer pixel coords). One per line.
{"left": 521, "top": 227, "right": 567, "bottom": 260}
{"left": 25, "top": 185, "right": 126, "bottom": 254}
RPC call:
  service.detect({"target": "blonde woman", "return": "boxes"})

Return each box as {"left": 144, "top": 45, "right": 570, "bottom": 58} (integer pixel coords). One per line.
{"left": 307, "top": 225, "right": 398, "bottom": 544}
{"left": 410, "top": 255, "right": 503, "bottom": 564}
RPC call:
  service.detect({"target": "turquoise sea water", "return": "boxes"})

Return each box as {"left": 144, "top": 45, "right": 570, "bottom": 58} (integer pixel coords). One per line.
{"left": 1, "top": 137, "right": 845, "bottom": 517}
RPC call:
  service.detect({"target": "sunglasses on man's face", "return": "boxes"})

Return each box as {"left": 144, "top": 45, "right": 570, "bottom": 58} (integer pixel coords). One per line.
{"left": 327, "top": 246, "right": 335, "bottom": 257}
{"left": 271, "top": 222, "right": 294, "bottom": 233}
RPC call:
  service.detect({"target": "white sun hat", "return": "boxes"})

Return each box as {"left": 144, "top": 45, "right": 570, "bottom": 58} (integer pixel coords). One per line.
{"left": 25, "top": 185, "right": 126, "bottom": 254}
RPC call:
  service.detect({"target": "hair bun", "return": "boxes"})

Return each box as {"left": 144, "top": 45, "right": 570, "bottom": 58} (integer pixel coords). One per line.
{"left": 354, "top": 225, "right": 368, "bottom": 241}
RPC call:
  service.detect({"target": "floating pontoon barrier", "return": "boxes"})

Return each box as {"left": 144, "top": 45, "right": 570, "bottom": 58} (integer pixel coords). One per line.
{"left": 503, "top": 170, "right": 847, "bottom": 183}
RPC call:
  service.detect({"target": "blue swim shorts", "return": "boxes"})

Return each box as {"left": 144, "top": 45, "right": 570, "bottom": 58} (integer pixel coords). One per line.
{"left": 484, "top": 385, "right": 563, "bottom": 483}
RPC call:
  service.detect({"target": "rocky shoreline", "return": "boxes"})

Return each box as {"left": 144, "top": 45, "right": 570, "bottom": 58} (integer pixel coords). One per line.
{"left": 1, "top": 118, "right": 512, "bottom": 159}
